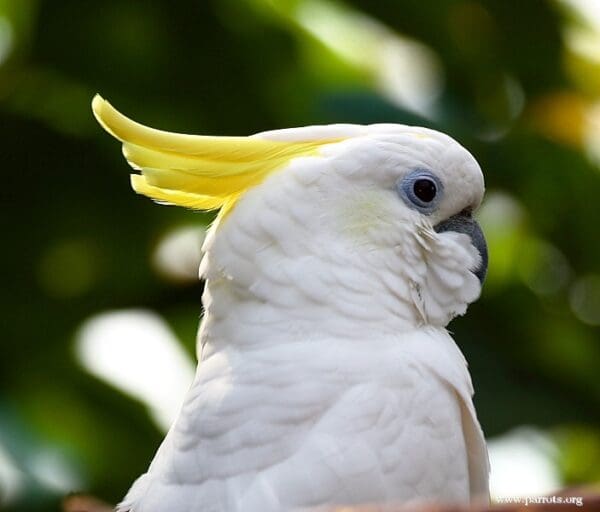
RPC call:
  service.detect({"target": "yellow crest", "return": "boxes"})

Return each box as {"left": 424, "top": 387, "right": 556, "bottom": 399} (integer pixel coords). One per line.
{"left": 92, "top": 95, "right": 342, "bottom": 217}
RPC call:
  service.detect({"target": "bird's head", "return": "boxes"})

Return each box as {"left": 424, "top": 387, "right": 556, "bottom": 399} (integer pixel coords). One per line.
{"left": 93, "top": 96, "right": 486, "bottom": 333}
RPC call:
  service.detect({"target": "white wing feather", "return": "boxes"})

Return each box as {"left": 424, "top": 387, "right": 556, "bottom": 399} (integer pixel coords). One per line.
{"left": 118, "top": 330, "right": 488, "bottom": 512}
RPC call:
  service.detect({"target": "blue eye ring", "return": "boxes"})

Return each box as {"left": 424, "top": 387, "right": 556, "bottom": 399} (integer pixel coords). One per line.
{"left": 396, "top": 169, "right": 444, "bottom": 214}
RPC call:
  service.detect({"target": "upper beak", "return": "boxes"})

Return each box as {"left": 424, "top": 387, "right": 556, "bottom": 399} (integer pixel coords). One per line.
{"left": 434, "top": 212, "right": 488, "bottom": 284}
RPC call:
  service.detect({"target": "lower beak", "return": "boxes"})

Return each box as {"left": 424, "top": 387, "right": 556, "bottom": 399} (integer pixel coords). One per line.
{"left": 434, "top": 212, "right": 488, "bottom": 284}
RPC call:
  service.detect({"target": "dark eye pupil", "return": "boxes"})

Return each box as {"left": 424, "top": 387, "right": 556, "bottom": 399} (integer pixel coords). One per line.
{"left": 413, "top": 179, "right": 436, "bottom": 202}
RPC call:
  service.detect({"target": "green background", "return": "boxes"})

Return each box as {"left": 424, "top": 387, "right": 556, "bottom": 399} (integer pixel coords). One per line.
{"left": 1, "top": 0, "right": 599, "bottom": 509}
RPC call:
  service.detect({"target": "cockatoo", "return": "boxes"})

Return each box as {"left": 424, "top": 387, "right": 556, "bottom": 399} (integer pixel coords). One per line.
{"left": 92, "top": 95, "right": 489, "bottom": 512}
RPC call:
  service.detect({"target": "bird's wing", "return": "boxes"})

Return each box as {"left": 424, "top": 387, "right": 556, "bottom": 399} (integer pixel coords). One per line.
{"left": 237, "top": 373, "right": 472, "bottom": 509}
{"left": 413, "top": 329, "right": 490, "bottom": 503}
{"left": 118, "top": 331, "right": 488, "bottom": 511}
{"left": 459, "top": 394, "right": 491, "bottom": 501}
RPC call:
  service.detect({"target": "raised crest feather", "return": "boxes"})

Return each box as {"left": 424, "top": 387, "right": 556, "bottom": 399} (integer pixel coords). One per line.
{"left": 92, "top": 95, "right": 342, "bottom": 216}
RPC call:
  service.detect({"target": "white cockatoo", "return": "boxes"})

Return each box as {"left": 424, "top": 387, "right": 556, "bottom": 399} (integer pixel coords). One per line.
{"left": 92, "top": 95, "right": 489, "bottom": 512}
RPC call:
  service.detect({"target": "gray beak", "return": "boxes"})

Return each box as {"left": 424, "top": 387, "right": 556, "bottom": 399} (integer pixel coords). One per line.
{"left": 434, "top": 212, "right": 488, "bottom": 284}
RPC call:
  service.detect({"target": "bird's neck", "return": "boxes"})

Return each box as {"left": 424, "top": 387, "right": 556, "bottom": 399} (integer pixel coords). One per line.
{"left": 196, "top": 241, "right": 420, "bottom": 358}
{"left": 195, "top": 204, "right": 480, "bottom": 357}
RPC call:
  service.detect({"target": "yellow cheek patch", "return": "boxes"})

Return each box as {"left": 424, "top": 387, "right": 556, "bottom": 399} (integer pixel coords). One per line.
{"left": 92, "top": 95, "right": 342, "bottom": 218}
{"left": 336, "top": 190, "right": 390, "bottom": 239}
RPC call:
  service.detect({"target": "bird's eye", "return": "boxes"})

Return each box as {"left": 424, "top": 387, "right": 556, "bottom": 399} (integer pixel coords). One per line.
{"left": 396, "top": 169, "right": 443, "bottom": 214}
{"left": 413, "top": 179, "right": 436, "bottom": 203}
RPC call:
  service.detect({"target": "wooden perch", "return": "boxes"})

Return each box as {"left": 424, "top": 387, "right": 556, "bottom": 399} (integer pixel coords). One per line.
{"left": 62, "top": 490, "right": 600, "bottom": 512}
{"left": 62, "top": 494, "right": 114, "bottom": 512}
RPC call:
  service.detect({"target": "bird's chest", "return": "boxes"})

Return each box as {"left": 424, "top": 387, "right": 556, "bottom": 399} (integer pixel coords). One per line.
{"left": 161, "top": 339, "right": 469, "bottom": 506}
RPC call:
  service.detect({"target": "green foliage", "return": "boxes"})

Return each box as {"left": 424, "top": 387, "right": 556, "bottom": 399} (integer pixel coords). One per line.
{"left": 1, "top": 0, "right": 599, "bottom": 509}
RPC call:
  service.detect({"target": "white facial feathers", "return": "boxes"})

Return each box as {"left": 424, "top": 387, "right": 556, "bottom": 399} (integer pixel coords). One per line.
{"left": 203, "top": 124, "right": 485, "bottom": 333}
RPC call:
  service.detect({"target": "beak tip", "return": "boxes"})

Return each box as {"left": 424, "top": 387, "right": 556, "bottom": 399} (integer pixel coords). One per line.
{"left": 474, "top": 244, "right": 488, "bottom": 285}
